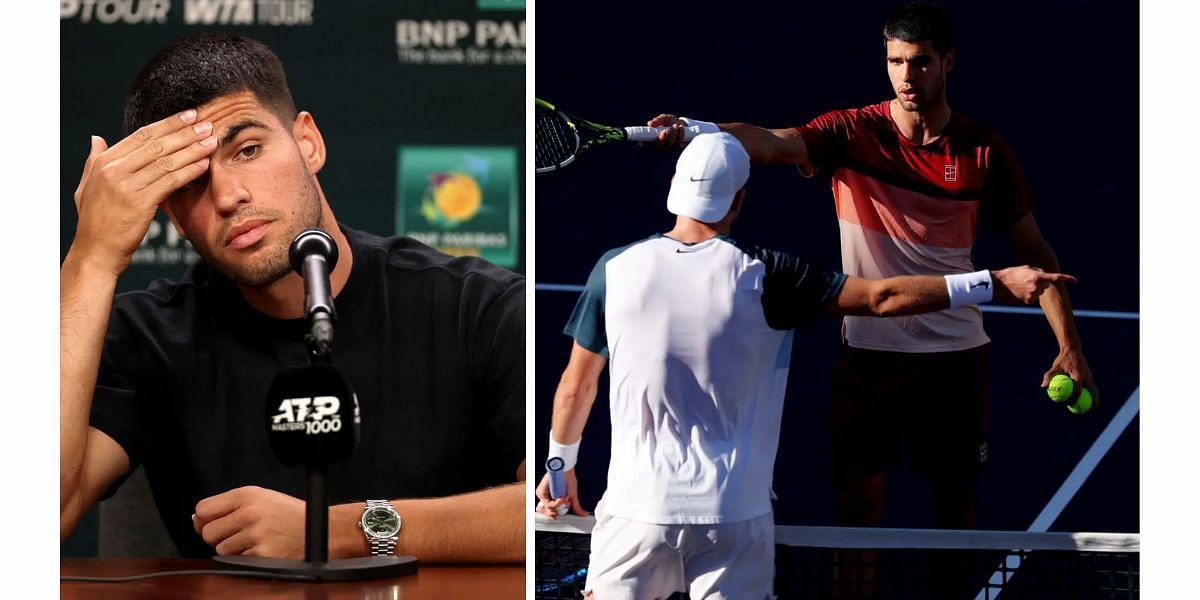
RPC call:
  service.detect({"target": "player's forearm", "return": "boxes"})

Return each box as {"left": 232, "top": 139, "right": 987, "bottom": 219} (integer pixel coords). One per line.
{"left": 550, "top": 373, "right": 598, "bottom": 445}
{"left": 1015, "top": 240, "right": 1082, "bottom": 349}
{"left": 718, "top": 122, "right": 807, "bottom": 165}
{"left": 870, "top": 275, "right": 951, "bottom": 317}
{"left": 59, "top": 250, "right": 118, "bottom": 510}
{"left": 330, "top": 483, "right": 524, "bottom": 563}
{"left": 1038, "top": 283, "right": 1081, "bottom": 350}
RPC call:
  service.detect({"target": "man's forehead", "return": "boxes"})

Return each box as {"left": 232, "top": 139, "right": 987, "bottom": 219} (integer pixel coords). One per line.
{"left": 886, "top": 39, "right": 937, "bottom": 57}
{"left": 196, "top": 91, "right": 282, "bottom": 130}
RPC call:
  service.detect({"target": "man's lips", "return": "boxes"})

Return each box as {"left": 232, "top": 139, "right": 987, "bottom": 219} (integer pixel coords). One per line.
{"left": 224, "top": 220, "right": 272, "bottom": 249}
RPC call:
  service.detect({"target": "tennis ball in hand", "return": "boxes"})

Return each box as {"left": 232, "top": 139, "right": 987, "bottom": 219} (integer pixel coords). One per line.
{"left": 1047, "top": 374, "right": 1093, "bottom": 415}
{"left": 1068, "top": 388, "right": 1093, "bottom": 415}
{"left": 1047, "top": 374, "right": 1075, "bottom": 403}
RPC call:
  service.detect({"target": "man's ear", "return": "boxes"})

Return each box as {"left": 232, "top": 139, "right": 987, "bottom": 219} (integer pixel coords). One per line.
{"left": 943, "top": 48, "right": 956, "bottom": 74}
{"left": 292, "top": 111, "right": 326, "bottom": 174}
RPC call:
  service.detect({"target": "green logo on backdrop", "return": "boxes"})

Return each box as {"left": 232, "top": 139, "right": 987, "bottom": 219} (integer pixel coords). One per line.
{"left": 477, "top": 0, "right": 524, "bottom": 9}
{"left": 396, "top": 146, "right": 519, "bottom": 268}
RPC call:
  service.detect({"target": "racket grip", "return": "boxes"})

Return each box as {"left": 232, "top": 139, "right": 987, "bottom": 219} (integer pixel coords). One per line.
{"left": 624, "top": 125, "right": 704, "bottom": 143}
{"left": 549, "top": 469, "right": 566, "bottom": 499}
{"left": 548, "top": 469, "right": 569, "bottom": 515}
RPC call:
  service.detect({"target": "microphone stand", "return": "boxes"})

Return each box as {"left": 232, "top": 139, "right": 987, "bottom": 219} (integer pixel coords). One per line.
{"left": 303, "top": 331, "right": 331, "bottom": 566}
{"left": 213, "top": 248, "right": 418, "bottom": 581}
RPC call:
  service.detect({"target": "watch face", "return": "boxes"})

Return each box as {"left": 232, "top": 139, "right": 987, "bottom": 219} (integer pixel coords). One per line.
{"left": 363, "top": 506, "right": 400, "bottom": 536}
{"left": 547, "top": 457, "right": 565, "bottom": 472}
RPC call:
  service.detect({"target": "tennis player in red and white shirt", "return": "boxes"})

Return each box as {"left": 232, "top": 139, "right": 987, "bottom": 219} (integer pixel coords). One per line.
{"left": 650, "top": 1, "right": 1095, "bottom": 534}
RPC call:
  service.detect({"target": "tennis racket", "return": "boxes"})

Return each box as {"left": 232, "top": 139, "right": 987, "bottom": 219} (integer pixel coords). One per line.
{"left": 536, "top": 98, "right": 702, "bottom": 174}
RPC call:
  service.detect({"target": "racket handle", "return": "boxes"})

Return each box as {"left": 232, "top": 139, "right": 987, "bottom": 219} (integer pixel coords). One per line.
{"left": 624, "top": 125, "right": 703, "bottom": 143}
{"left": 548, "top": 469, "right": 569, "bottom": 515}
{"left": 549, "top": 469, "right": 566, "bottom": 499}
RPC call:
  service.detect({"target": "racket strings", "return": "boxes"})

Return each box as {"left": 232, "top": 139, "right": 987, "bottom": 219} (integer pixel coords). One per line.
{"left": 536, "top": 106, "right": 579, "bottom": 170}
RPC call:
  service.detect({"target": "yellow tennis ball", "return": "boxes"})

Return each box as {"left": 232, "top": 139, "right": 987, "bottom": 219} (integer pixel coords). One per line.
{"left": 1068, "top": 388, "right": 1093, "bottom": 415}
{"left": 1047, "top": 374, "right": 1075, "bottom": 403}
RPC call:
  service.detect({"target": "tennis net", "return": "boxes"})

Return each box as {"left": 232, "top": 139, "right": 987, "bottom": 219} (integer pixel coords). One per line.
{"left": 535, "top": 515, "right": 1138, "bottom": 599}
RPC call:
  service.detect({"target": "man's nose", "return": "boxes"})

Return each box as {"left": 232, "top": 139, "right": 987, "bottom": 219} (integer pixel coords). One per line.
{"left": 208, "top": 166, "right": 251, "bottom": 216}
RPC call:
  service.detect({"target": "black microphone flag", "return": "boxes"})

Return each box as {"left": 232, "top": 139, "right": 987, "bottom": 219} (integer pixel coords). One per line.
{"left": 265, "top": 363, "right": 360, "bottom": 466}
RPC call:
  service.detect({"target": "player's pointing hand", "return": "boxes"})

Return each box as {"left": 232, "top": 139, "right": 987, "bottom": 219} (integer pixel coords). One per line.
{"left": 992, "top": 266, "right": 1077, "bottom": 305}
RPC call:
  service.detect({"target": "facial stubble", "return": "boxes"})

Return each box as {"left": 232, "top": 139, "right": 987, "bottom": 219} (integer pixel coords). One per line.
{"left": 205, "top": 172, "right": 323, "bottom": 288}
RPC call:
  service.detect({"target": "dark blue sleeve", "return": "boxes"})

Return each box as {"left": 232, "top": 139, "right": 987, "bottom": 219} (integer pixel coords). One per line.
{"left": 562, "top": 253, "right": 610, "bottom": 356}
{"left": 750, "top": 247, "right": 847, "bottom": 330}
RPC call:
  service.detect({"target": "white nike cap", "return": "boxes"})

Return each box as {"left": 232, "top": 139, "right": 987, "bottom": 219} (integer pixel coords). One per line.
{"left": 666, "top": 132, "right": 751, "bottom": 223}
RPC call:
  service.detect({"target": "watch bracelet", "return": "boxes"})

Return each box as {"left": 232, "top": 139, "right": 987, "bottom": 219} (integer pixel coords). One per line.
{"left": 364, "top": 499, "right": 398, "bottom": 556}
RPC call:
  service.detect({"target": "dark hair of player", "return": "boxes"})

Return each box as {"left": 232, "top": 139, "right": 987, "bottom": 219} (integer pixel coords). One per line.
{"left": 122, "top": 33, "right": 298, "bottom": 135}
{"left": 882, "top": 1, "right": 955, "bottom": 56}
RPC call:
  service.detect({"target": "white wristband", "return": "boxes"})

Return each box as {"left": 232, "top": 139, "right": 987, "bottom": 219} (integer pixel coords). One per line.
{"left": 679, "top": 117, "right": 720, "bottom": 135}
{"left": 944, "top": 270, "right": 994, "bottom": 309}
{"left": 548, "top": 433, "right": 580, "bottom": 471}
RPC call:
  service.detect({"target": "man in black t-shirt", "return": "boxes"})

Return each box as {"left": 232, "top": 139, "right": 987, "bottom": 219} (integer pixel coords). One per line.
{"left": 61, "top": 34, "right": 524, "bottom": 562}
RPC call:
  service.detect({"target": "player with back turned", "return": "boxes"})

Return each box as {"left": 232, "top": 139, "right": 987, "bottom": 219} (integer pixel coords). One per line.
{"left": 535, "top": 133, "right": 1073, "bottom": 600}
{"left": 652, "top": 1, "right": 1097, "bottom": 539}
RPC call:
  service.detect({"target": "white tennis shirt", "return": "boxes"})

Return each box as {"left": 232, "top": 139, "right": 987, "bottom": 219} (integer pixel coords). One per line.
{"left": 565, "top": 235, "right": 846, "bottom": 524}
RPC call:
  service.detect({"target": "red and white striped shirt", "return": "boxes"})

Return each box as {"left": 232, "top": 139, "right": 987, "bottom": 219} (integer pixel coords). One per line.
{"left": 797, "top": 100, "right": 1032, "bottom": 352}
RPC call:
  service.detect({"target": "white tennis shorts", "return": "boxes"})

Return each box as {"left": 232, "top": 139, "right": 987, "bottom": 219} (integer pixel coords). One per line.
{"left": 583, "top": 502, "right": 775, "bottom": 600}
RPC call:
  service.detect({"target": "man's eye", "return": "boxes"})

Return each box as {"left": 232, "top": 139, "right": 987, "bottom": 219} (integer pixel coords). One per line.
{"left": 238, "top": 144, "right": 260, "bottom": 159}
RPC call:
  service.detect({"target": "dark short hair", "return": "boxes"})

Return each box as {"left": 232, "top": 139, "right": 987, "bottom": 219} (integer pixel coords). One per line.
{"left": 882, "top": 1, "right": 954, "bottom": 56}
{"left": 123, "top": 33, "right": 297, "bottom": 135}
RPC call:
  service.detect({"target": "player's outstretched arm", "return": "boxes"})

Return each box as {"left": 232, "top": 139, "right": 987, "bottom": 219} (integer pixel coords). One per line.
{"left": 827, "top": 267, "right": 1076, "bottom": 317}
{"left": 647, "top": 114, "right": 812, "bottom": 167}
{"left": 535, "top": 342, "right": 607, "bottom": 519}
{"left": 721, "top": 122, "right": 811, "bottom": 166}
{"left": 61, "top": 109, "right": 219, "bottom": 537}
{"left": 1008, "top": 214, "right": 1098, "bottom": 402}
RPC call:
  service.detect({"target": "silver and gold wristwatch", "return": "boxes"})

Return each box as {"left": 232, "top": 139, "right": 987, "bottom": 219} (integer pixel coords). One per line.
{"left": 357, "top": 499, "right": 402, "bottom": 556}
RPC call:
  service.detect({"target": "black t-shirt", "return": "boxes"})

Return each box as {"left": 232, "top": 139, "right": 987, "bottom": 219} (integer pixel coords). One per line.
{"left": 90, "top": 225, "right": 525, "bottom": 557}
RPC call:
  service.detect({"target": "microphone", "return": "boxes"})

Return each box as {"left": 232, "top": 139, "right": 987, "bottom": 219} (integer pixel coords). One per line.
{"left": 289, "top": 229, "right": 339, "bottom": 355}
{"left": 265, "top": 363, "right": 361, "bottom": 466}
